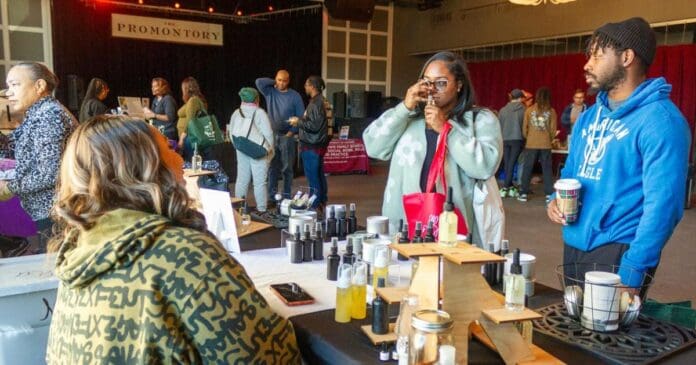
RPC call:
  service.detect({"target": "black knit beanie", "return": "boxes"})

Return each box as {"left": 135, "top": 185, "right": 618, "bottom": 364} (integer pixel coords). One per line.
{"left": 594, "top": 17, "right": 656, "bottom": 66}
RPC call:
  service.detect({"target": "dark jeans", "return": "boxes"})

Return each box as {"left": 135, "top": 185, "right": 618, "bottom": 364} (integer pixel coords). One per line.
{"left": 300, "top": 148, "right": 327, "bottom": 207}
{"left": 520, "top": 148, "right": 554, "bottom": 195}
{"left": 564, "top": 243, "right": 656, "bottom": 299}
{"left": 268, "top": 135, "right": 297, "bottom": 199}
{"left": 502, "top": 140, "right": 524, "bottom": 188}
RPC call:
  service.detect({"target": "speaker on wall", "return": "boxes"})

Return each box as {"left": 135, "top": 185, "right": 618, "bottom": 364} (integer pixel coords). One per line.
{"left": 66, "top": 74, "right": 84, "bottom": 114}
{"left": 324, "top": 0, "right": 376, "bottom": 23}
{"left": 350, "top": 90, "right": 366, "bottom": 118}
{"left": 365, "top": 91, "right": 382, "bottom": 118}
{"left": 333, "top": 91, "right": 347, "bottom": 119}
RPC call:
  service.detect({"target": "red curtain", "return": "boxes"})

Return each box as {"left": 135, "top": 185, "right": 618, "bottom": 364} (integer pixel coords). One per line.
{"left": 468, "top": 44, "right": 696, "bottom": 138}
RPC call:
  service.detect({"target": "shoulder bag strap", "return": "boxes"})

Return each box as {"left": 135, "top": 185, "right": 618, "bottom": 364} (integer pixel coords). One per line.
{"left": 244, "top": 110, "right": 257, "bottom": 138}
{"left": 425, "top": 121, "right": 452, "bottom": 193}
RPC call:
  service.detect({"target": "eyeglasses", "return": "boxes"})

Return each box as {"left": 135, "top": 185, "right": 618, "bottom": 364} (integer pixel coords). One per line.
{"left": 420, "top": 78, "right": 449, "bottom": 93}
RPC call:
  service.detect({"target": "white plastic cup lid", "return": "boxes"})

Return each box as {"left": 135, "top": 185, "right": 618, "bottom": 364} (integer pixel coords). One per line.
{"left": 554, "top": 178, "right": 582, "bottom": 191}
{"left": 585, "top": 271, "right": 621, "bottom": 284}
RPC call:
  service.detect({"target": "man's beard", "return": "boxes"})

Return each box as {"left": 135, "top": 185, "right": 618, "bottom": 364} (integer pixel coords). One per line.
{"left": 586, "top": 64, "right": 626, "bottom": 95}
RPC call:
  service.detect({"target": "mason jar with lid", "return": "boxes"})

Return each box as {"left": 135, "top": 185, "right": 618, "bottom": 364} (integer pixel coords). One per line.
{"left": 409, "top": 309, "right": 455, "bottom": 365}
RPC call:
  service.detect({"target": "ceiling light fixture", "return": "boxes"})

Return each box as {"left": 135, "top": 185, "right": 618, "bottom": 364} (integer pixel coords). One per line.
{"left": 509, "top": 0, "right": 577, "bottom": 5}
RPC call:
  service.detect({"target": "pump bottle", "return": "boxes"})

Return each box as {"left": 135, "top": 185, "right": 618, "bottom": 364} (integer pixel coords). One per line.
{"left": 347, "top": 203, "right": 358, "bottom": 234}
{"left": 351, "top": 261, "right": 368, "bottom": 319}
{"left": 412, "top": 221, "right": 423, "bottom": 243}
{"left": 343, "top": 239, "right": 356, "bottom": 265}
{"left": 326, "top": 207, "right": 337, "bottom": 239}
{"left": 288, "top": 228, "right": 302, "bottom": 263}
{"left": 371, "top": 278, "right": 389, "bottom": 334}
{"left": 326, "top": 237, "right": 340, "bottom": 280}
{"left": 372, "top": 245, "right": 389, "bottom": 292}
{"left": 313, "top": 222, "right": 324, "bottom": 260}
{"left": 335, "top": 263, "right": 353, "bottom": 323}
{"left": 302, "top": 224, "right": 313, "bottom": 262}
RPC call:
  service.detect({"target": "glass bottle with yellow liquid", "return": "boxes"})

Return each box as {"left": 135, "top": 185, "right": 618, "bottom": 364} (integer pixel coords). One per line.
{"left": 351, "top": 261, "right": 367, "bottom": 319}
{"left": 438, "top": 187, "right": 458, "bottom": 247}
{"left": 335, "top": 263, "right": 353, "bottom": 323}
{"left": 372, "top": 245, "right": 389, "bottom": 294}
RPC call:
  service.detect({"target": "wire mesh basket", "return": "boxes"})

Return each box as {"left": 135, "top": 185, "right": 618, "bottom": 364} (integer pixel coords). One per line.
{"left": 556, "top": 263, "right": 653, "bottom": 332}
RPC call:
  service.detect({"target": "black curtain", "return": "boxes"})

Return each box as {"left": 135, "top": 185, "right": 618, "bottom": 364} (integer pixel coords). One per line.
{"left": 51, "top": 1, "right": 321, "bottom": 125}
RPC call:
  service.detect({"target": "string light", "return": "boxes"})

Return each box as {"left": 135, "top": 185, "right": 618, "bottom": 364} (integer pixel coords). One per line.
{"left": 208, "top": 6, "right": 214, "bottom": 13}
{"left": 138, "top": 0, "right": 143, "bottom": 4}
{"left": 174, "top": 2, "right": 180, "bottom": 9}
{"left": 268, "top": 5, "right": 274, "bottom": 12}
{"left": 236, "top": 10, "right": 243, "bottom": 16}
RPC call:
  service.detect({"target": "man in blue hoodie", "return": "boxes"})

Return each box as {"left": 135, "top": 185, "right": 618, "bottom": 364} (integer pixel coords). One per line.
{"left": 547, "top": 17, "right": 690, "bottom": 290}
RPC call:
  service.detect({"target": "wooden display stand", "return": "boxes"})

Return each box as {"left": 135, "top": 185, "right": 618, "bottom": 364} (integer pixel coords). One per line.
{"left": 390, "top": 243, "right": 563, "bottom": 365}
{"left": 234, "top": 209, "right": 272, "bottom": 238}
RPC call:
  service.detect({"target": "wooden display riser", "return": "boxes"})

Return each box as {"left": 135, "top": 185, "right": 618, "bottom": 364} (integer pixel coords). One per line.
{"left": 360, "top": 323, "right": 396, "bottom": 345}
{"left": 234, "top": 210, "right": 272, "bottom": 238}
{"left": 386, "top": 242, "right": 563, "bottom": 365}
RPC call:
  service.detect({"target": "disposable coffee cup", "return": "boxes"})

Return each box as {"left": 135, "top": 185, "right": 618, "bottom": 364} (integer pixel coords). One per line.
{"left": 554, "top": 179, "right": 582, "bottom": 223}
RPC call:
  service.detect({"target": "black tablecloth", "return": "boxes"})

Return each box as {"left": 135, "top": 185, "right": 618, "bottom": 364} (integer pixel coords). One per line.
{"left": 289, "top": 283, "right": 696, "bottom": 364}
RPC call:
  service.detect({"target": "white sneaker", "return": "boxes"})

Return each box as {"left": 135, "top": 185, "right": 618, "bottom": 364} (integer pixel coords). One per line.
{"left": 517, "top": 194, "right": 528, "bottom": 202}
{"left": 499, "top": 188, "right": 508, "bottom": 198}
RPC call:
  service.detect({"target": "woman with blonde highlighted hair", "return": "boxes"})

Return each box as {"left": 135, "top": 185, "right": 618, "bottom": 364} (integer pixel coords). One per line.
{"left": 46, "top": 115, "right": 300, "bottom": 364}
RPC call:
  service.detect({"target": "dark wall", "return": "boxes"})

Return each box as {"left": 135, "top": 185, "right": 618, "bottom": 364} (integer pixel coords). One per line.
{"left": 51, "top": 1, "right": 321, "bottom": 124}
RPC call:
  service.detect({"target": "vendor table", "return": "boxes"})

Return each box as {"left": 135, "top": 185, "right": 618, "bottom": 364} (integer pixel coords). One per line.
{"left": 289, "top": 282, "right": 696, "bottom": 364}
{"left": 323, "top": 138, "right": 370, "bottom": 175}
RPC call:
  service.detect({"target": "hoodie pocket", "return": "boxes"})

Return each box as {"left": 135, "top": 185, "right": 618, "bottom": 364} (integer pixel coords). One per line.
{"left": 592, "top": 202, "right": 615, "bottom": 232}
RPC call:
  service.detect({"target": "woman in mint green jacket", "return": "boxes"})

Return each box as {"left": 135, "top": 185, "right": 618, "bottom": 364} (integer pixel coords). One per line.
{"left": 363, "top": 51, "right": 502, "bottom": 246}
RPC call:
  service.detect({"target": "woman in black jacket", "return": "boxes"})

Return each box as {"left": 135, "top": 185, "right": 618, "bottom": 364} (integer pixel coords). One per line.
{"left": 289, "top": 75, "right": 328, "bottom": 211}
{"left": 78, "top": 77, "right": 109, "bottom": 123}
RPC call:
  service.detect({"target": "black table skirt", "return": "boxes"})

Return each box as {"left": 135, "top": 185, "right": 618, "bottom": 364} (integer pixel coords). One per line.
{"left": 289, "top": 283, "right": 696, "bottom": 364}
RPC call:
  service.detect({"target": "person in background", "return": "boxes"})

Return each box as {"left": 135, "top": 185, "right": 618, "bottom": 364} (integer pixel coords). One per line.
{"left": 45, "top": 116, "right": 300, "bottom": 364}
{"left": 497, "top": 88, "right": 526, "bottom": 198}
{"left": 0, "top": 62, "right": 76, "bottom": 253}
{"left": 363, "top": 51, "right": 502, "bottom": 246}
{"left": 256, "top": 70, "right": 305, "bottom": 202}
{"left": 176, "top": 76, "right": 207, "bottom": 159}
{"left": 143, "top": 77, "right": 178, "bottom": 141}
{"left": 560, "top": 88, "right": 587, "bottom": 135}
{"left": 229, "top": 87, "right": 274, "bottom": 215}
{"left": 517, "top": 87, "right": 557, "bottom": 203}
{"left": 78, "top": 77, "right": 109, "bottom": 123}
{"left": 547, "top": 17, "right": 690, "bottom": 291}
{"left": 289, "top": 75, "right": 329, "bottom": 212}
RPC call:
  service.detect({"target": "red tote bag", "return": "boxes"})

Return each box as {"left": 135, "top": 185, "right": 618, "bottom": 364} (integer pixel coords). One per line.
{"left": 402, "top": 122, "right": 468, "bottom": 240}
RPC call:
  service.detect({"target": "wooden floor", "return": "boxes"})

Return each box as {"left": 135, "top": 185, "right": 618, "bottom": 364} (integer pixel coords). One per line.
{"left": 242, "top": 160, "right": 696, "bottom": 305}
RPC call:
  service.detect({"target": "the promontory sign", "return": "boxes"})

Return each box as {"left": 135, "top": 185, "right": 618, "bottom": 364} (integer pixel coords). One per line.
{"left": 112, "top": 14, "right": 223, "bottom": 46}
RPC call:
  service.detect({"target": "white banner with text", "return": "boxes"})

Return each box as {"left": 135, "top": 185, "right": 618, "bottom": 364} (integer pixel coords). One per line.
{"left": 111, "top": 13, "right": 223, "bottom": 46}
